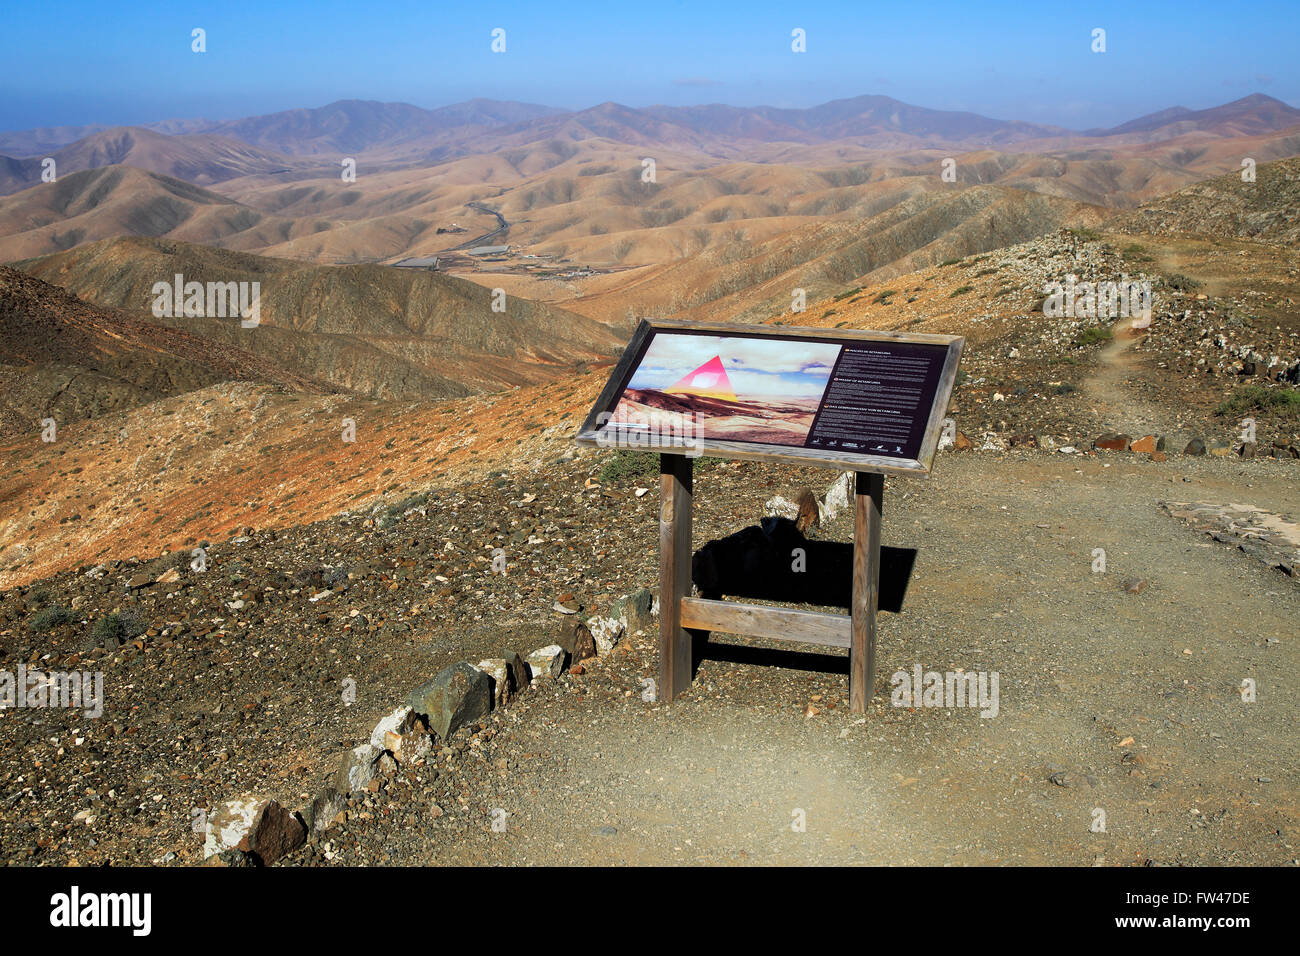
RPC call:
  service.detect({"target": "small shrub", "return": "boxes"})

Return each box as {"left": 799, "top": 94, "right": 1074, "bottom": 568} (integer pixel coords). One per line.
{"left": 1216, "top": 385, "right": 1300, "bottom": 420}
{"left": 949, "top": 285, "right": 974, "bottom": 297}
{"left": 31, "top": 605, "right": 76, "bottom": 632}
{"left": 596, "top": 450, "right": 721, "bottom": 483}
{"left": 1076, "top": 326, "right": 1114, "bottom": 347}
{"left": 92, "top": 612, "right": 143, "bottom": 646}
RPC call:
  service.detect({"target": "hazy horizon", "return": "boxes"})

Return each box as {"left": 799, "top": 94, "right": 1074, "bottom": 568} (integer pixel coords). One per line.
{"left": 3, "top": 0, "right": 1297, "bottom": 133}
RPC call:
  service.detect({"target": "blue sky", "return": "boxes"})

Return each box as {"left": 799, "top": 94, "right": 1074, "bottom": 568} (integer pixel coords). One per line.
{"left": 1, "top": 0, "right": 1295, "bottom": 132}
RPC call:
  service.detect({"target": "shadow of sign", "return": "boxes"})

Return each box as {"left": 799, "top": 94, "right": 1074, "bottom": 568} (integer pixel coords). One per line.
{"left": 690, "top": 516, "right": 917, "bottom": 677}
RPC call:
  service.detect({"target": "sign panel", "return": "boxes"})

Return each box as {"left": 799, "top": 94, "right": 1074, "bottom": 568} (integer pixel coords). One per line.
{"left": 576, "top": 319, "right": 964, "bottom": 476}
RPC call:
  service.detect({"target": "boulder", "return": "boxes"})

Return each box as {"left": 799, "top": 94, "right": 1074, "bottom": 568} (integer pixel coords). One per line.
{"left": 301, "top": 787, "right": 347, "bottom": 835}
{"left": 820, "top": 472, "right": 854, "bottom": 519}
{"left": 1130, "top": 435, "right": 1158, "bottom": 454}
{"left": 204, "top": 796, "right": 305, "bottom": 865}
{"left": 475, "top": 658, "right": 512, "bottom": 708}
{"left": 1093, "top": 434, "right": 1131, "bottom": 452}
{"left": 369, "top": 706, "right": 431, "bottom": 764}
{"left": 762, "top": 495, "right": 800, "bottom": 521}
{"left": 1239, "top": 442, "right": 1257, "bottom": 459}
{"left": 369, "top": 706, "right": 414, "bottom": 751}
{"left": 504, "top": 652, "right": 529, "bottom": 699}
{"left": 562, "top": 620, "right": 598, "bottom": 664}
{"left": 406, "top": 662, "right": 492, "bottom": 741}
{"left": 953, "top": 432, "right": 975, "bottom": 452}
{"left": 334, "top": 743, "right": 381, "bottom": 792}
{"left": 611, "top": 588, "right": 654, "bottom": 636}
{"left": 795, "top": 488, "right": 820, "bottom": 533}
{"left": 1207, "top": 441, "right": 1233, "bottom": 457}
{"left": 526, "top": 644, "right": 566, "bottom": 680}
{"left": 587, "top": 616, "right": 625, "bottom": 655}
{"left": 1183, "top": 438, "right": 1206, "bottom": 456}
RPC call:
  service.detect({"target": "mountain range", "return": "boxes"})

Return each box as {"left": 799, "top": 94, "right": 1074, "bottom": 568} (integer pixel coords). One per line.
{"left": 1, "top": 92, "right": 1296, "bottom": 179}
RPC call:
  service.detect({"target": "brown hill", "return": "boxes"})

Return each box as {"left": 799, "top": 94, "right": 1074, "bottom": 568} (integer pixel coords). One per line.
{"left": 0, "top": 127, "right": 306, "bottom": 196}
{"left": 0, "top": 265, "right": 334, "bottom": 437}
{"left": 559, "top": 184, "right": 1106, "bottom": 324}
{"left": 7, "top": 93, "right": 1293, "bottom": 166}
{"left": 15, "top": 236, "right": 625, "bottom": 400}
{"left": 1082, "top": 93, "right": 1300, "bottom": 143}
{"left": 0, "top": 370, "right": 610, "bottom": 588}
{"left": 1109, "top": 155, "right": 1300, "bottom": 244}
{"left": 0, "top": 166, "right": 303, "bottom": 260}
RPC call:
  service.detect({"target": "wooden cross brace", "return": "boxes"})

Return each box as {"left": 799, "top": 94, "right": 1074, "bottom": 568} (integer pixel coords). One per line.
{"left": 657, "top": 453, "right": 884, "bottom": 713}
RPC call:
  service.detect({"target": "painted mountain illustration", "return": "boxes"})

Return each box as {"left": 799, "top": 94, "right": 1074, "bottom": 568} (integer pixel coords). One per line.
{"left": 664, "top": 355, "right": 738, "bottom": 402}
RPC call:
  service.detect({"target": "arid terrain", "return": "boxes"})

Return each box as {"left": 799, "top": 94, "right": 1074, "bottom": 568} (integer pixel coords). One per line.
{"left": 0, "top": 93, "right": 1297, "bottom": 867}
{"left": 613, "top": 387, "right": 823, "bottom": 444}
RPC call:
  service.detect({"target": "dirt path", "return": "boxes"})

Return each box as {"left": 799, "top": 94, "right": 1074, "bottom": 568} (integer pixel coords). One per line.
{"left": 1079, "top": 314, "right": 1171, "bottom": 440}
{"left": 315, "top": 451, "right": 1298, "bottom": 867}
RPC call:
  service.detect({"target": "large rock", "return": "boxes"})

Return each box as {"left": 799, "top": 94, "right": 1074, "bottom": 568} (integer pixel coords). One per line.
{"left": 611, "top": 588, "right": 654, "bottom": 636}
{"left": 820, "top": 471, "right": 854, "bottom": 518}
{"left": 369, "top": 706, "right": 431, "bottom": 764}
{"left": 504, "top": 652, "right": 529, "bottom": 697}
{"left": 406, "top": 663, "right": 492, "bottom": 741}
{"left": 1130, "top": 435, "right": 1158, "bottom": 454}
{"left": 301, "top": 787, "right": 347, "bottom": 835}
{"left": 475, "top": 659, "right": 512, "bottom": 708}
{"left": 334, "top": 743, "right": 381, "bottom": 792}
{"left": 586, "top": 616, "right": 625, "bottom": 655}
{"left": 1092, "top": 434, "right": 1131, "bottom": 452}
{"left": 526, "top": 644, "right": 566, "bottom": 680}
{"left": 561, "top": 620, "right": 597, "bottom": 664}
{"left": 369, "top": 706, "right": 414, "bottom": 750}
{"left": 1184, "top": 438, "right": 1206, "bottom": 455}
{"left": 204, "top": 796, "right": 305, "bottom": 865}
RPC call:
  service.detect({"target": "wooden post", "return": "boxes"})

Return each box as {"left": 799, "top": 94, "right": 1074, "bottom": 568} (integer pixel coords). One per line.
{"left": 850, "top": 471, "right": 884, "bottom": 713}
{"left": 658, "top": 453, "right": 694, "bottom": 702}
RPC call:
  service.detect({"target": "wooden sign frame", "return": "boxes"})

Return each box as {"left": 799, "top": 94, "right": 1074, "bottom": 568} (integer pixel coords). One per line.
{"left": 575, "top": 318, "right": 964, "bottom": 712}
{"left": 575, "top": 318, "right": 964, "bottom": 477}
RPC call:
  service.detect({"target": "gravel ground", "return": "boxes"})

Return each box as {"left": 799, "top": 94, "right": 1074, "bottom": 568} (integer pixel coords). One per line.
{"left": 1, "top": 444, "right": 1296, "bottom": 866}
{"left": 284, "top": 450, "right": 1298, "bottom": 867}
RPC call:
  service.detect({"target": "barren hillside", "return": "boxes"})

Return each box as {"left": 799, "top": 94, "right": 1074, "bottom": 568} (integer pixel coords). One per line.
{"left": 0, "top": 266, "right": 335, "bottom": 437}
{"left": 16, "top": 237, "right": 624, "bottom": 399}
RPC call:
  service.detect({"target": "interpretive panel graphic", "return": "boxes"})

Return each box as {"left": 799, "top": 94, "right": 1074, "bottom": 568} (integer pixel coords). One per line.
{"left": 579, "top": 321, "right": 963, "bottom": 474}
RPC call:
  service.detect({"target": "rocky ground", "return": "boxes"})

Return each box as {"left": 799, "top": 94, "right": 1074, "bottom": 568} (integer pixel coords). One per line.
{"left": 782, "top": 228, "right": 1300, "bottom": 452}
{"left": 0, "top": 435, "right": 1296, "bottom": 865}
{"left": 1, "top": 223, "right": 1297, "bottom": 867}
